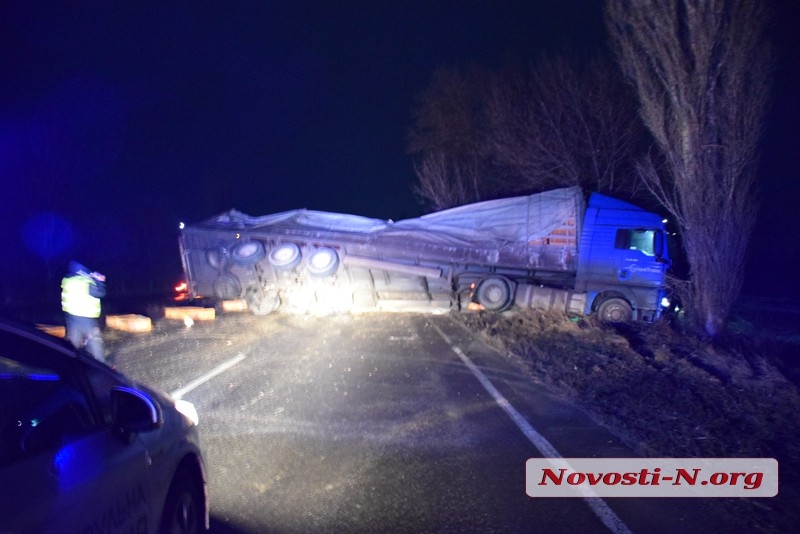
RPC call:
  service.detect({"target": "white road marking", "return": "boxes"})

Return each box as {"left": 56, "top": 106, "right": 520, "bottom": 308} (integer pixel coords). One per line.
{"left": 170, "top": 352, "right": 248, "bottom": 400}
{"left": 433, "top": 325, "right": 633, "bottom": 534}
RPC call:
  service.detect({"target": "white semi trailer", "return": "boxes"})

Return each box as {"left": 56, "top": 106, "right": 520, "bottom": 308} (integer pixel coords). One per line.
{"left": 178, "top": 187, "right": 670, "bottom": 322}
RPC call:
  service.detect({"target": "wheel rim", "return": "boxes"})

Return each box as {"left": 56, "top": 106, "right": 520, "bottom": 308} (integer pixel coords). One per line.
{"left": 167, "top": 490, "right": 198, "bottom": 534}
{"left": 269, "top": 243, "right": 302, "bottom": 270}
{"left": 599, "top": 298, "right": 632, "bottom": 322}
{"left": 232, "top": 240, "right": 265, "bottom": 265}
{"left": 476, "top": 277, "right": 512, "bottom": 311}
{"left": 306, "top": 247, "right": 339, "bottom": 276}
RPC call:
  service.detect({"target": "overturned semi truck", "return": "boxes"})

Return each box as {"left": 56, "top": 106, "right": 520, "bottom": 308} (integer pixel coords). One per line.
{"left": 178, "top": 186, "right": 671, "bottom": 322}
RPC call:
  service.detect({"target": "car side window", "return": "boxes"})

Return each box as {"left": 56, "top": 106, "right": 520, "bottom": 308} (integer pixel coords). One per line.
{"left": 0, "top": 356, "right": 95, "bottom": 465}
{"left": 84, "top": 365, "right": 124, "bottom": 423}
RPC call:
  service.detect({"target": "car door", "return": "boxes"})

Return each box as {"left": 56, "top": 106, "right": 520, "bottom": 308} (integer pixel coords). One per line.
{"left": 0, "top": 353, "right": 153, "bottom": 533}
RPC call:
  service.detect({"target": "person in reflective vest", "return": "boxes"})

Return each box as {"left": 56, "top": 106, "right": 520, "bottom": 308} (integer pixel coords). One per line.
{"left": 61, "top": 260, "right": 107, "bottom": 362}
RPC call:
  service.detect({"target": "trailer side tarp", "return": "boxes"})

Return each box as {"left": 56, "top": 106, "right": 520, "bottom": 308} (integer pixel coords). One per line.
{"left": 384, "top": 186, "right": 581, "bottom": 247}
{"left": 193, "top": 186, "right": 582, "bottom": 251}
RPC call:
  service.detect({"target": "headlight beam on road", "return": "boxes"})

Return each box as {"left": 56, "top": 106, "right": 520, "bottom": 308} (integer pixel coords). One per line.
{"left": 171, "top": 352, "right": 248, "bottom": 400}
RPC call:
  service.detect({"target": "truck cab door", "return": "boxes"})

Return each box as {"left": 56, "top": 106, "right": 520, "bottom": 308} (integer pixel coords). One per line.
{"left": 612, "top": 228, "right": 669, "bottom": 287}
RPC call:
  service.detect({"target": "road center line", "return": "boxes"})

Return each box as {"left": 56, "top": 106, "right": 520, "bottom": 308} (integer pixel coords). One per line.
{"left": 170, "top": 352, "right": 247, "bottom": 400}
{"left": 433, "top": 325, "right": 632, "bottom": 534}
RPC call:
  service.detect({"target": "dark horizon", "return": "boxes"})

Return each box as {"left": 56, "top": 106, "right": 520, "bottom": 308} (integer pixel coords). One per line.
{"left": 1, "top": 1, "right": 798, "bottom": 307}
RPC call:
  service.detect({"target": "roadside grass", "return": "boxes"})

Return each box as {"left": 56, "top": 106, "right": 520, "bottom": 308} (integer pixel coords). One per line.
{"left": 455, "top": 308, "right": 800, "bottom": 532}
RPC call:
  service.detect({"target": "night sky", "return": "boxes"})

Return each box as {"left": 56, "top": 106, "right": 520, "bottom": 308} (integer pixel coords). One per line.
{"left": 1, "top": 1, "right": 798, "bottom": 304}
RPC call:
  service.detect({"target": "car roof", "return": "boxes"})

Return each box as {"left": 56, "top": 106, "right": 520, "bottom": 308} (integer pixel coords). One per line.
{"left": 0, "top": 316, "right": 136, "bottom": 389}
{"left": 0, "top": 315, "right": 81, "bottom": 360}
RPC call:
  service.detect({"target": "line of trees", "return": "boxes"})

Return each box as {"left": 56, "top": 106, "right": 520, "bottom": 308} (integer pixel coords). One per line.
{"left": 407, "top": 0, "right": 772, "bottom": 338}
{"left": 407, "top": 54, "right": 647, "bottom": 211}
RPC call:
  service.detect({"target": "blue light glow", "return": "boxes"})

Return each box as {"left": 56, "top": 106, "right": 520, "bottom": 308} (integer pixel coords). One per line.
{"left": 0, "top": 373, "right": 60, "bottom": 381}
{"left": 22, "top": 212, "right": 74, "bottom": 260}
{"left": 53, "top": 439, "right": 103, "bottom": 491}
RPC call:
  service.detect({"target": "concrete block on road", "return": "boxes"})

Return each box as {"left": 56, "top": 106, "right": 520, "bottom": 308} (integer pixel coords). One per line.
{"left": 164, "top": 306, "right": 216, "bottom": 321}
{"left": 36, "top": 324, "right": 66, "bottom": 338}
{"left": 221, "top": 299, "right": 248, "bottom": 312}
{"left": 106, "top": 314, "right": 153, "bottom": 332}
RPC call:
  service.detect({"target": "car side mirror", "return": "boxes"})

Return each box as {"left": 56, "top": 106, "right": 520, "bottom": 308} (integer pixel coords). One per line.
{"left": 111, "top": 387, "right": 163, "bottom": 436}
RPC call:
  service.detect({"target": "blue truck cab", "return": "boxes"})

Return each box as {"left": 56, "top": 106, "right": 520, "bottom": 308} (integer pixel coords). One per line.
{"left": 577, "top": 193, "right": 671, "bottom": 322}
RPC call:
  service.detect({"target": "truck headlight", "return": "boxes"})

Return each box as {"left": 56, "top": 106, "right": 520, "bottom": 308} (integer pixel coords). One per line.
{"left": 660, "top": 297, "right": 671, "bottom": 308}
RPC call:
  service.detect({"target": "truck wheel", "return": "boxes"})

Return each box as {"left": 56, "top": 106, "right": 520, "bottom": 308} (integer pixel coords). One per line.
{"left": 475, "top": 276, "right": 512, "bottom": 311}
{"left": 231, "top": 240, "right": 266, "bottom": 265}
{"left": 306, "top": 247, "right": 339, "bottom": 277}
{"left": 597, "top": 298, "right": 632, "bottom": 323}
{"left": 269, "top": 243, "right": 302, "bottom": 270}
{"left": 213, "top": 274, "right": 242, "bottom": 299}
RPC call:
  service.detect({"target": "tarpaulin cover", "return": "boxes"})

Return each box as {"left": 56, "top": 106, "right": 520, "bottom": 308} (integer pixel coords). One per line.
{"left": 193, "top": 186, "right": 583, "bottom": 250}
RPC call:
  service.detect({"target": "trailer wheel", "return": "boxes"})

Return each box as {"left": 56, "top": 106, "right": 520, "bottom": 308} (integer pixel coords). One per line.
{"left": 268, "top": 243, "right": 302, "bottom": 271}
{"left": 246, "top": 288, "right": 280, "bottom": 315}
{"left": 231, "top": 240, "right": 266, "bottom": 265}
{"left": 306, "top": 247, "right": 339, "bottom": 277}
{"left": 213, "top": 274, "right": 242, "bottom": 299}
{"left": 475, "top": 276, "right": 513, "bottom": 311}
{"left": 597, "top": 297, "right": 632, "bottom": 323}
{"left": 206, "top": 246, "right": 229, "bottom": 270}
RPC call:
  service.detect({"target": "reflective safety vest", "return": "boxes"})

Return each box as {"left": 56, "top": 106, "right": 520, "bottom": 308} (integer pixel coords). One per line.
{"left": 61, "top": 275, "right": 102, "bottom": 318}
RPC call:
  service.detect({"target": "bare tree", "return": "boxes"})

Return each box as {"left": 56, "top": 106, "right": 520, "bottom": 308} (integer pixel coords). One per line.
{"left": 408, "top": 55, "right": 646, "bottom": 212}
{"left": 607, "top": 0, "right": 772, "bottom": 338}
{"left": 408, "top": 66, "right": 496, "bottom": 210}
{"left": 411, "top": 151, "right": 478, "bottom": 211}
{"left": 407, "top": 66, "right": 489, "bottom": 157}
{"left": 485, "top": 55, "right": 645, "bottom": 198}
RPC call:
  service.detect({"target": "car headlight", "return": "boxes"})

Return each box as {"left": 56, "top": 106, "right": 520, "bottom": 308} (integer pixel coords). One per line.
{"left": 660, "top": 297, "right": 671, "bottom": 308}
{"left": 174, "top": 399, "right": 199, "bottom": 426}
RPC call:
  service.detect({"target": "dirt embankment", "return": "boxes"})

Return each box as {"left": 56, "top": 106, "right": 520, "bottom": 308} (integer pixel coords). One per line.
{"left": 454, "top": 308, "right": 800, "bottom": 532}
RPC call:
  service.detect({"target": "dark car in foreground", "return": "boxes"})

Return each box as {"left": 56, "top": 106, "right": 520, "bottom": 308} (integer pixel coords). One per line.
{"left": 0, "top": 318, "right": 208, "bottom": 533}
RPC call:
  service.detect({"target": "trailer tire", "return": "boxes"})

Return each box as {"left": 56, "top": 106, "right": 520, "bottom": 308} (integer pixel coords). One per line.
{"left": 475, "top": 276, "right": 513, "bottom": 311}
{"left": 597, "top": 297, "right": 632, "bottom": 323}
{"left": 231, "top": 240, "right": 266, "bottom": 265}
{"left": 213, "top": 274, "right": 242, "bottom": 299}
{"left": 206, "top": 246, "right": 229, "bottom": 270}
{"left": 268, "top": 243, "right": 302, "bottom": 271}
{"left": 306, "top": 247, "right": 339, "bottom": 277}
{"left": 246, "top": 288, "right": 280, "bottom": 315}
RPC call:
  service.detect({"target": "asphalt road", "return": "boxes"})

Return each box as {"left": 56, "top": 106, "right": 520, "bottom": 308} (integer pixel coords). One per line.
{"left": 110, "top": 312, "right": 740, "bottom": 533}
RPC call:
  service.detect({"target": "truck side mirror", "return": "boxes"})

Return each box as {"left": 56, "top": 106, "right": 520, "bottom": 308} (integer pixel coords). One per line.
{"left": 653, "top": 231, "right": 670, "bottom": 265}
